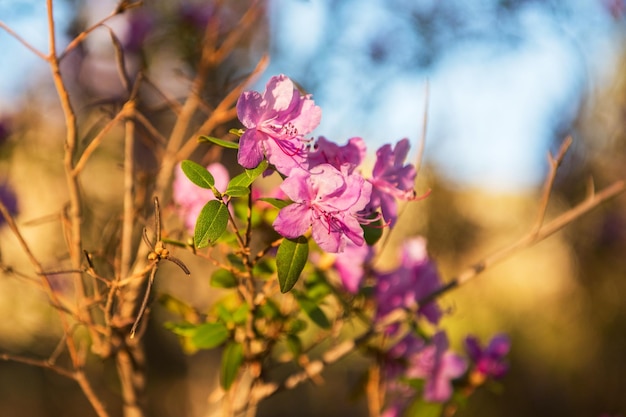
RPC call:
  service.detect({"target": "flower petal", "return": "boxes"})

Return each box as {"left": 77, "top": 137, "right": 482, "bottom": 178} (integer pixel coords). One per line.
{"left": 273, "top": 203, "right": 312, "bottom": 238}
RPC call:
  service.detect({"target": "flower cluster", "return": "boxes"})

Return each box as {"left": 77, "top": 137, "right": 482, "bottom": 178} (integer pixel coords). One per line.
{"left": 383, "top": 331, "right": 466, "bottom": 414}
{"left": 173, "top": 74, "right": 511, "bottom": 412}
{"left": 235, "top": 74, "right": 417, "bottom": 253}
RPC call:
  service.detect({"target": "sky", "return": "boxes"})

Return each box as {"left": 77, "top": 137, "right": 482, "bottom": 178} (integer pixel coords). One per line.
{"left": 0, "top": 0, "right": 623, "bottom": 191}
{"left": 264, "top": 0, "right": 623, "bottom": 190}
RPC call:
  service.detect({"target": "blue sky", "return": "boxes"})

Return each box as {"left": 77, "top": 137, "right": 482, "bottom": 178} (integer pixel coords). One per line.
{"left": 265, "top": 0, "right": 622, "bottom": 190}
{"left": 1, "top": 0, "right": 622, "bottom": 190}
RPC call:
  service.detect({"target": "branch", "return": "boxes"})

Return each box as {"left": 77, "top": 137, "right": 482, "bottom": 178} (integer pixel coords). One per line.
{"left": 530, "top": 136, "right": 573, "bottom": 236}
{"left": 59, "top": 1, "right": 143, "bottom": 60}
{"left": 0, "top": 353, "right": 75, "bottom": 379}
{"left": 413, "top": 179, "right": 626, "bottom": 316}
{"left": 0, "top": 21, "right": 47, "bottom": 60}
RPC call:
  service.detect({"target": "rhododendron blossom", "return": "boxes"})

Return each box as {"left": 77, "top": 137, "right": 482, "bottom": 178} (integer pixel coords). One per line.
{"left": 375, "top": 237, "right": 443, "bottom": 329}
{"left": 307, "top": 136, "right": 366, "bottom": 173}
{"left": 273, "top": 164, "right": 371, "bottom": 253}
{"left": 334, "top": 240, "right": 373, "bottom": 293}
{"left": 236, "top": 74, "right": 322, "bottom": 175}
{"left": 406, "top": 331, "right": 467, "bottom": 402}
{"left": 173, "top": 162, "right": 229, "bottom": 233}
{"left": 366, "top": 138, "right": 417, "bottom": 227}
{"left": 465, "top": 333, "right": 510, "bottom": 381}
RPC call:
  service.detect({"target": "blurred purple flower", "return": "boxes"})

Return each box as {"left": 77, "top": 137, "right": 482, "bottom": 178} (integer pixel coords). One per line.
{"left": 465, "top": 333, "right": 510, "bottom": 380}
{"left": 602, "top": 0, "right": 626, "bottom": 19}
{"left": 382, "top": 332, "right": 465, "bottom": 409}
{"left": 307, "top": 136, "right": 366, "bottom": 173}
{"left": 375, "top": 237, "right": 443, "bottom": 330}
{"left": 273, "top": 164, "right": 371, "bottom": 253}
{"left": 122, "top": 10, "right": 155, "bottom": 53}
{"left": 366, "top": 138, "right": 416, "bottom": 227}
{"left": 237, "top": 75, "right": 322, "bottom": 175}
{"left": 334, "top": 240, "right": 373, "bottom": 293}
{"left": 179, "top": 2, "right": 217, "bottom": 31}
{"left": 173, "top": 162, "right": 229, "bottom": 233}
{"left": 406, "top": 331, "right": 467, "bottom": 402}
{"left": 0, "top": 183, "right": 18, "bottom": 226}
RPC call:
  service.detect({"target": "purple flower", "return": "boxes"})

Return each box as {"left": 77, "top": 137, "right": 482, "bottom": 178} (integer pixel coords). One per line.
{"left": 375, "top": 237, "right": 443, "bottom": 329}
{"left": 334, "top": 240, "right": 373, "bottom": 293}
{"left": 366, "top": 138, "right": 417, "bottom": 227}
{"left": 173, "top": 162, "right": 229, "bottom": 233}
{"left": 465, "top": 334, "right": 510, "bottom": 381}
{"left": 237, "top": 75, "right": 322, "bottom": 175}
{"left": 273, "top": 164, "right": 371, "bottom": 253}
{"left": 307, "top": 136, "right": 366, "bottom": 173}
{"left": 406, "top": 332, "right": 467, "bottom": 402}
{"left": 121, "top": 10, "right": 155, "bottom": 53}
{"left": 0, "top": 182, "right": 18, "bottom": 226}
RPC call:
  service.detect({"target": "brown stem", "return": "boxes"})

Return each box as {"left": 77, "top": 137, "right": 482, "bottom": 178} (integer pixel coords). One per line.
{"left": 120, "top": 101, "right": 137, "bottom": 280}
{"left": 115, "top": 339, "right": 146, "bottom": 417}
{"left": 530, "top": 136, "right": 573, "bottom": 236}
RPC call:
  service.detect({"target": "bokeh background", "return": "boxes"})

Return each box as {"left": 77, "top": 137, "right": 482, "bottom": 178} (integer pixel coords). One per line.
{"left": 1, "top": 0, "right": 626, "bottom": 416}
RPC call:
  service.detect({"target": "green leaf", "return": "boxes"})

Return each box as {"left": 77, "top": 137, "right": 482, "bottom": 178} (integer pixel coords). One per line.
{"left": 180, "top": 160, "right": 215, "bottom": 189}
{"left": 404, "top": 399, "right": 443, "bottom": 417}
{"left": 296, "top": 296, "right": 331, "bottom": 329}
{"left": 210, "top": 269, "right": 237, "bottom": 288}
{"left": 258, "top": 198, "right": 291, "bottom": 209}
{"left": 199, "top": 135, "right": 239, "bottom": 149}
{"left": 194, "top": 200, "right": 229, "bottom": 248}
{"left": 164, "top": 321, "right": 197, "bottom": 337}
{"left": 285, "top": 334, "right": 302, "bottom": 358}
{"left": 256, "top": 298, "right": 281, "bottom": 320}
{"left": 224, "top": 185, "right": 251, "bottom": 198}
{"left": 228, "top": 160, "right": 269, "bottom": 188}
{"left": 216, "top": 304, "right": 234, "bottom": 323}
{"left": 191, "top": 322, "right": 229, "bottom": 349}
{"left": 287, "top": 318, "right": 308, "bottom": 334}
{"left": 304, "top": 270, "right": 332, "bottom": 301}
{"left": 362, "top": 217, "right": 384, "bottom": 246}
{"left": 158, "top": 294, "right": 196, "bottom": 319}
{"left": 232, "top": 303, "right": 250, "bottom": 325}
{"left": 221, "top": 342, "right": 244, "bottom": 390}
{"left": 226, "top": 253, "right": 245, "bottom": 270}
{"left": 276, "top": 236, "right": 309, "bottom": 293}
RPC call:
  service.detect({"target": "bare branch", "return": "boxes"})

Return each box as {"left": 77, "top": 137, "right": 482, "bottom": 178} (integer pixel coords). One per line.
{"left": 0, "top": 21, "right": 47, "bottom": 60}
{"left": 531, "top": 136, "right": 573, "bottom": 236}
{"left": 0, "top": 353, "right": 75, "bottom": 379}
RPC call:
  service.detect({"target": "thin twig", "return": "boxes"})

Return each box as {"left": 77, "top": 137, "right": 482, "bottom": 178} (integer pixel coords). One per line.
{"left": 0, "top": 21, "right": 47, "bottom": 60}
{"left": 0, "top": 353, "right": 75, "bottom": 379}
{"left": 398, "top": 179, "right": 626, "bottom": 324}
{"left": 73, "top": 109, "right": 127, "bottom": 174}
{"left": 59, "top": 1, "right": 143, "bottom": 60}
{"left": 530, "top": 136, "right": 573, "bottom": 236}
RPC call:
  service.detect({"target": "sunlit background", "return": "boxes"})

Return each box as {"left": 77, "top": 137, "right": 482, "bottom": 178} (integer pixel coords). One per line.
{"left": 1, "top": 0, "right": 626, "bottom": 416}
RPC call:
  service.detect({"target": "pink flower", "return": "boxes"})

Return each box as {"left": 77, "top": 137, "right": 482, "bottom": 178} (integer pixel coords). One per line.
{"left": 237, "top": 75, "right": 322, "bottom": 175}
{"left": 334, "top": 240, "right": 373, "bottom": 293}
{"left": 173, "top": 162, "right": 229, "bottom": 233}
{"left": 366, "top": 138, "right": 417, "bottom": 227}
{"left": 406, "top": 332, "right": 467, "bottom": 402}
{"left": 465, "top": 334, "right": 510, "bottom": 380}
{"left": 307, "top": 136, "right": 366, "bottom": 173}
{"left": 273, "top": 164, "right": 371, "bottom": 253}
{"left": 375, "top": 237, "right": 443, "bottom": 330}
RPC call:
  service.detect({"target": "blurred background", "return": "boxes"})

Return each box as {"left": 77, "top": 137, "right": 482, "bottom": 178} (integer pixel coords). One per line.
{"left": 1, "top": 0, "right": 626, "bottom": 416}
